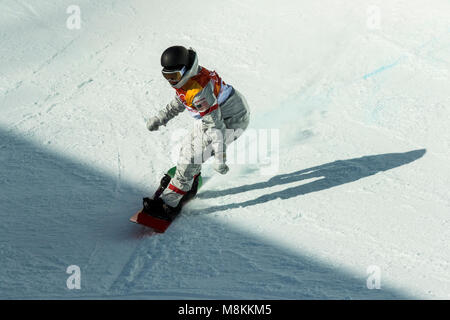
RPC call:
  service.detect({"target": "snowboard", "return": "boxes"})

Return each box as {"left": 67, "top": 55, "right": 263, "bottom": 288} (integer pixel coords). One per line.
{"left": 130, "top": 166, "right": 202, "bottom": 233}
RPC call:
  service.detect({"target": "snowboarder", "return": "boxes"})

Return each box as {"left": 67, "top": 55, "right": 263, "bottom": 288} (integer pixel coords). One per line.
{"left": 145, "top": 45, "right": 250, "bottom": 217}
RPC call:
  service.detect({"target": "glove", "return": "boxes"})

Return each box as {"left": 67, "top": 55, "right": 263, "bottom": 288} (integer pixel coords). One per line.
{"left": 146, "top": 117, "right": 161, "bottom": 131}
{"left": 213, "top": 162, "right": 229, "bottom": 175}
{"left": 213, "top": 152, "right": 229, "bottom": 175}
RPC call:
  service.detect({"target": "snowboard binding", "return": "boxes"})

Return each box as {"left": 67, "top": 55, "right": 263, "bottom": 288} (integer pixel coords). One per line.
{"left": 131, "top": 167, "right": 203, "bottom": 233}
{"left": 142, "top": 169, "right": 202, "bottom": 222}
{"left": 142, "top": 197, "right": 179, "bottom": 222}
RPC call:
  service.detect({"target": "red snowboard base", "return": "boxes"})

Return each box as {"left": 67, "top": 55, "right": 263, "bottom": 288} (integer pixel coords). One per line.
{"left": 130, "top": 210, "right": 172, "bottom": 233}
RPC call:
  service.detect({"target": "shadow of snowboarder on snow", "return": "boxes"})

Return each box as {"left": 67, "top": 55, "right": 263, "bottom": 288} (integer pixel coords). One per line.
{"left": 196, "top": 149, "right": 426, "bottom": 213}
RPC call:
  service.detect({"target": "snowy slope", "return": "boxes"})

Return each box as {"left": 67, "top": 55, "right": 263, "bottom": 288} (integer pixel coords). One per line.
{"left": 1, "top": 0, "right": 449, "bottom": 299}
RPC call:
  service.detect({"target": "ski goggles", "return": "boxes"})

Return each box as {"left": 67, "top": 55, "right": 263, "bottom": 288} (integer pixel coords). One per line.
{"left": 161, "top": 65, "right": 186, "bottom": 83}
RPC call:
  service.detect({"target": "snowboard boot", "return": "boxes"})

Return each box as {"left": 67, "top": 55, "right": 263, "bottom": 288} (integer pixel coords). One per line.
{"left": 142, "top": 197, "right": 180, "bottom": 222}
{"left": 142, "top": 172, "right": 201, "bottom": 221}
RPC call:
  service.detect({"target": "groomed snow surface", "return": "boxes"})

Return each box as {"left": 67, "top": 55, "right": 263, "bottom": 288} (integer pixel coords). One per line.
{"left": 1, "top": 0, "right": 449, "bottom": 299}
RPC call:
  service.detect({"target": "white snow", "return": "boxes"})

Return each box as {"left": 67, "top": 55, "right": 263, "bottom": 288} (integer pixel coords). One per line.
{"left": 0, "top": 0, "right": 449, "bottom": 299}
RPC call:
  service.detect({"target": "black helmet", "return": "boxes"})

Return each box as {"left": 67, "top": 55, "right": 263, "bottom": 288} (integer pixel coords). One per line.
{"left": 161, "top": 46, "right": 194, "bottom": 71}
